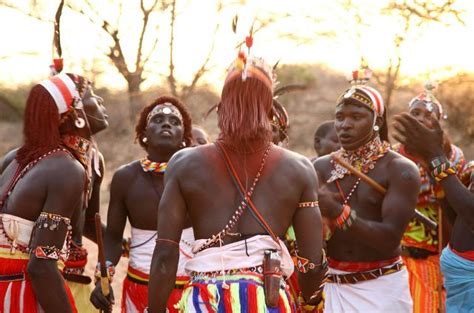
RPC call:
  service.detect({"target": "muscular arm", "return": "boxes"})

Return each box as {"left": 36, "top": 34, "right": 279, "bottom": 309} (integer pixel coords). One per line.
{"left": 346, "top": 159, "right": 420, "bottom": 253}
{"left": 83, "top": 153, "right": 105, "bottom": 242}
{"left": 293, "top": 160, "right": 326, "bottom": 302}
{"left": 103, "top": 167, "right": 129, "bottom": 265}
{"left": 437, "top": 164, "right": 474, "bottom": 230}
{"left": 148, "top": 153, "right": 186, "bottom": 312}
{"left": 27, "top": 158, "right": 84, "bottom": 313}
{"left": 90, "top": 167, "right": 129, "bottom": 311}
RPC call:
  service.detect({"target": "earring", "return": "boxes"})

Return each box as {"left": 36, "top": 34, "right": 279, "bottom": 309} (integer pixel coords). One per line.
{"left": 181, "top": 141, "right": 186, "bottom": 148}
{"left": 373, "top": 125, "right": 380, "bottom": 132}
{"left": 142, "top": 137, "right": 148, "bottom": 143}
{"left": 75, "top": 117, "right": 85, "bottom": 128}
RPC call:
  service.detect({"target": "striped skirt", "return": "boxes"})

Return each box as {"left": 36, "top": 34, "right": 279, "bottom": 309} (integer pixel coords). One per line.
{"left": 175, "top": 272, "right": 296, "bottom": 313}
{"left": 121, "top": 265, "right": 188, "bottom": 313}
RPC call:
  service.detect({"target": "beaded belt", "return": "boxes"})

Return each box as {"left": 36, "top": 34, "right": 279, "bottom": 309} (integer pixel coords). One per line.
{"left": 0, "top": 272, "right": 25, "bottom": 282}
{"left": 327, "top": 262, "right": 404, "bottom": 284}
{"left": 190, "top": 265, "right": 264, "bottom": 279}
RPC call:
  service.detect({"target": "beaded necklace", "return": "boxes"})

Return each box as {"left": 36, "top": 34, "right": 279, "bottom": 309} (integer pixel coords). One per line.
{"left": 140, "top": 157, "right": 167, "bottom": 174}
{"left": 328, "top": 136, "right": 390, "bottom": 183}
{"left": 195, "top": 143, "right": 272, "bottom": 252}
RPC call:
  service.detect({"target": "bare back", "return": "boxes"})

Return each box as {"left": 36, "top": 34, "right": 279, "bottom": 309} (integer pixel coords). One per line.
{"left": 170, "top": 144, "right": 312, "bottom": 241}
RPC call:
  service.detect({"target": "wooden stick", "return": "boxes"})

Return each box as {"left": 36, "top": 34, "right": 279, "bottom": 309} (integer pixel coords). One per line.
{"left": 95, "top": 213, "right": 110, "bottom": 297}
{"left": 332, "top": 155, "right": 438, "bottom": 230}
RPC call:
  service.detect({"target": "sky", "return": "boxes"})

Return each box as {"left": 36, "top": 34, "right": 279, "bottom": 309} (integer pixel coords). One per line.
{"left": 0, "top": 0, "right": 473, "bottom": 91}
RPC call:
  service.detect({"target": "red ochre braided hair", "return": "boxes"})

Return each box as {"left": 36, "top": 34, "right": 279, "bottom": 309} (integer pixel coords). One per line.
{"left": 16, "top": 73, "right": 88, "bottom": 168}
{"left": 135, "top": 95, "right": 193, "bottom": 149}
{"left": 217, "top": 57, "right": 274, "bottom": 149}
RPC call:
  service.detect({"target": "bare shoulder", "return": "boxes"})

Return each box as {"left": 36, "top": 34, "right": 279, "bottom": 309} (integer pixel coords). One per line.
{"left": 0, "top": 148, "right": 19, "bottom": 174}
{"left": 312, "top": 154, "right": 332, "bottom": 171}
{"left": 112, "top": 160, "right": 141, "bottom": 184}
{"left": 386, "top": 150, "right": 420, "bottom": 184}
{"left": 167, "top": 144, "right": 211, "bottom": 173}
{"left": 276, "top": 146, "right": 316, "bottom": 176}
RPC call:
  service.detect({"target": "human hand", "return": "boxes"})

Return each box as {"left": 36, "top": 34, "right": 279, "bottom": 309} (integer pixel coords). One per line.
{"left": 317, "top": 184, "right": 343, "bottom": 219}
{"left": 90, "top": 281, "right": 114, "bottom": 312}
{"left": 393, "top": 112, "right": 445, "bottom": 163}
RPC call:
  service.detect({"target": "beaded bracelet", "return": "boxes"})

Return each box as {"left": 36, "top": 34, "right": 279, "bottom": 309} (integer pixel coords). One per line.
{"left": 94, "top": 260, "right": 115, "bottom": 284}
{"left": 296, "top": 249, "right": 328, "bottom": 274}
{"left": 431, "top": 162, "right": 455, "bottom": 181}
{"left": 335, "top": 205, "right": 357, "bottom": 230}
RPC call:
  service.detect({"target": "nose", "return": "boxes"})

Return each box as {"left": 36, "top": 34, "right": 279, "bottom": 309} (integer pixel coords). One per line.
{"left": 340, "top": 118, "right": 352, "bottom": 130}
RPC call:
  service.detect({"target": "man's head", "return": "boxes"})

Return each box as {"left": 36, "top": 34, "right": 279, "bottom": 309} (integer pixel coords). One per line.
{"left": 408, "top": 83, "right": 445, "bottom": 129}
{"left": 135, "top": 96, "right": 192, "bottom": 153}
{"left": 191, "top": 126, "right": 210, "bottom": 146}
{"left": 313, "top": 120, "right": 339, "bottom": 156}
{"left": 335, "top": 85, "right": 387, "bottom": 151}
{"left": 218, "top": 56, "right": 274, "bottom": 149}
{"left": 16, "top": 73, "right": 107, "bottom": 166}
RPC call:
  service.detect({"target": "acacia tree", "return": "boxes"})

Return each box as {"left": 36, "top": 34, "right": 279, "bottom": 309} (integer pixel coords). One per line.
{"left": 375, "top": 0, "right": 465, "bottom": 109}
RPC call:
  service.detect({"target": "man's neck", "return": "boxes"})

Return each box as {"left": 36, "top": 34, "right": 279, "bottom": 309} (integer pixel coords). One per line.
{"left": 217, "top": 136, "right": 270, "bottom": 155}
{"left": 146, "top": 148, "right": 178, "bottom": 163}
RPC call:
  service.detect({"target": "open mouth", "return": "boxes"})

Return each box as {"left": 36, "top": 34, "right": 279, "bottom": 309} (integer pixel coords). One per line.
{"left": 338, "top": 134, "right": 352, "bottom": 142}
{"left": 160, "top": 130, "right": 172, "bottom": 136}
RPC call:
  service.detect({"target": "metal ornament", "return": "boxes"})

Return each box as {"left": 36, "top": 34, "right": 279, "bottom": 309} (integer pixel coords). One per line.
{"left": 343, "top": 88, "right": 356, "bottom": 99}
{"left": 162, "top": 107, "right": 172, "bottom": 115}
{"left": 373, "top": 125, "right": 380, "bottom": 132}
{"left": 142, "top": 137, "right": 148, "bottom": 143}
{"left": 75, "top": 117, "right": 86, "bottom": 128}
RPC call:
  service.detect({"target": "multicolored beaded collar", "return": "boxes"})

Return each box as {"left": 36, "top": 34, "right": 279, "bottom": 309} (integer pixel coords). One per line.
{"left": 62, "top": 135, "right": 92, "bottom": 168}
{"left": 140, "top": 157, "right": 167, "bottom": 174}
{"left": 328, "top": 136, "right": 390, "bottom": 183}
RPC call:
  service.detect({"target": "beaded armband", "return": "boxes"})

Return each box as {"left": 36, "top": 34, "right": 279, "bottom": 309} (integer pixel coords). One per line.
{"left": 94, "top": 260, "right": 115, "bottom": 284}
{"left": 36, "top": 212, "right": 72, "bottom": 231}
{"left": 33, "top": 212, "right": 73, "bottom": 260}
{"left": 296, "top": 249, "right": 328, "bottom": 274}
{"left": 300, "top": 291, "right": 326, "bottom": 312}
{"left": 335, "top": 204, "right": 357, "bottom": 230}
{"left": 34, "top": 245, "right": 61, "bottom": 260}
{"left": 298, "top": 201, "right": 319, "bottom": 208}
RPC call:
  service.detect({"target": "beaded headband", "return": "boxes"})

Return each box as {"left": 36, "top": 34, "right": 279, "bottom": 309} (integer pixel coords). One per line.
{"left": 337, "top": 68, "right": 385, "bottom": 117}
{"left": 147, "top": 103, "right": 183, "bottom": 125}
{"left": 39, "top": 73, "right": 83, "bottom": 114}
{"left": 408, "top": 81, "right": 446, "bottom": 120}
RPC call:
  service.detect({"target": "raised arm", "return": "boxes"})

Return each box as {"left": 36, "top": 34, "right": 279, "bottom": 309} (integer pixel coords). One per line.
{"left": 148, "top": 152, "right": 187, "bottom": 313}
{"left": 346, "top": 158, "right": 420, "bottom": 253}
{"left": 27, "top": 157, "right": 85, "bottom": 312}
{"left": 393, "top": 113, "right": 474, "bottom": 230}
{"left": 292, "top": 159, "right": 326, "bottom": 305}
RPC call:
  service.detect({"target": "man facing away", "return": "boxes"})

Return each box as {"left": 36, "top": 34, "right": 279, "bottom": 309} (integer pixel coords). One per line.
{"left": 148, "top": 54, "right": 327, "bottom": 312}
{"left": 394, "top": 112, "right": 474, "bottom": 313}
{"left": 0, "top": 72, "right": 108, "bottom": 312}
{"left": 313, "top": 72, "right": 421, "bottom": 313}
{"left": 90, "top": 96, "right": 194, "bottom": 313}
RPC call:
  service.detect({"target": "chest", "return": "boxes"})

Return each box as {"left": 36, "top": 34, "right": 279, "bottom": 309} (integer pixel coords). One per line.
{"left": 125, "top": 173, "right": 164, "bottom": 212}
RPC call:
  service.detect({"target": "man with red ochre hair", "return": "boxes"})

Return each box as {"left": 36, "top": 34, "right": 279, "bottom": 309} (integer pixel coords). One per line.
{"left": 148, "top": 53, "right": 327, "bottom": 312}
{"left": 0, "top": 72, "right": 108, "bottom": 312}
{"left": 90, "top": 96, "right": 194, "bottom": 313}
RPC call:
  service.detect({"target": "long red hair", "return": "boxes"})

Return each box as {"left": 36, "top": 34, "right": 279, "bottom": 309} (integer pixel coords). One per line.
{"left": 218, "top": 75, "right": 273, "bottom": 149}
{"left": 16, "top": 74, "right": 86, "bottom": 167}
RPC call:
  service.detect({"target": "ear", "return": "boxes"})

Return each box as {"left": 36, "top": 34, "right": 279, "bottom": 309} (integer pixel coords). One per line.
{"left": 375, "top": 115, "right": 384, "bottom": 128}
